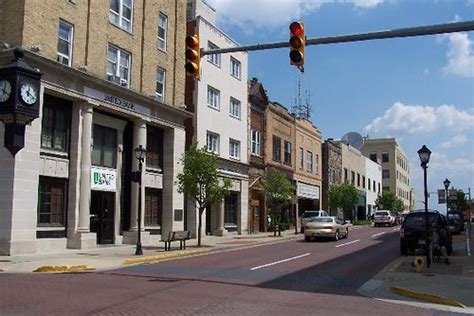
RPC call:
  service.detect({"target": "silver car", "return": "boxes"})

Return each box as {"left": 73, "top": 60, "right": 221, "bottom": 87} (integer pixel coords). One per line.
{"left": 304, "top": 216, "right": 349, "bottom": 241}
{"left": 300, "top": 210, "right": 329, "bottom": 232}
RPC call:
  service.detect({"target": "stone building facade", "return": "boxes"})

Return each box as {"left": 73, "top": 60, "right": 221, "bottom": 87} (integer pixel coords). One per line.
{"left": 321, "top": 139, "right": 342, "bottom": 213}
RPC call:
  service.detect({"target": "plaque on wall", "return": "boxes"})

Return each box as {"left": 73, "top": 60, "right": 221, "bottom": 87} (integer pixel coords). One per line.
{"left": 174, "top": 209, "right": 183, "bottom": 221}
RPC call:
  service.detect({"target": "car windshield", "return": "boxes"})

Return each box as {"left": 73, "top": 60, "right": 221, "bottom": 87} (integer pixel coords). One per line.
{"left": 404, "top": 214, "right": 438, "bottom": 226}
{"left": 312, "top": 217, "right": 333, "bottom": 223}
{"left": 302, "top": 212, "right": 318, "bottom": 218}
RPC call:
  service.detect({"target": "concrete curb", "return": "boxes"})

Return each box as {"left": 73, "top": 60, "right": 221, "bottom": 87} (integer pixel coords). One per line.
{"left": 33, "top": 265, "right": 96, "bottom": 273}
{"left": 123, "top": 248, "right": 211, "bottom": 266}
{"left": 390, "top": 287, "right": 466, "bottom": 308}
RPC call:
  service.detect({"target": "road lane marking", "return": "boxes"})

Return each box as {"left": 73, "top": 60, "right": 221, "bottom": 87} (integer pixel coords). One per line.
{"left": 371, "top": 232, "right": 386, "bottom": 238}
{"left": 335, "top": 239, "right": 360, "bottom": 248}
{"left": 250, "top": 253, "right": 310, "bottom": 271}
{"left": 393, "top": 227, "right": 400, "bottom": 231}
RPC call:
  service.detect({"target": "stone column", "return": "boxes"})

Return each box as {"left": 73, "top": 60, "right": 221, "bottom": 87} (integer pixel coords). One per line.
{"left": 214, "top": 199, "right": 225, "bottom": 236}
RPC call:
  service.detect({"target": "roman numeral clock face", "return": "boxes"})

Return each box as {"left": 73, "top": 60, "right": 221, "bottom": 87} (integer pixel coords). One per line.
{"left": 20, "top": 82, "right": 38, "bottom": 105}
{"left": 0, "top": 80, "right": 12, "bottom": 103}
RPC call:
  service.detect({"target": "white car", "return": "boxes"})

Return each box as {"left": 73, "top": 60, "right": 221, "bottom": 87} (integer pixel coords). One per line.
{"left": 373, "top": 210, "right": 396, "bottom": 227}
{"left": 300, "top": 210, "right": 329, "bottom": 232}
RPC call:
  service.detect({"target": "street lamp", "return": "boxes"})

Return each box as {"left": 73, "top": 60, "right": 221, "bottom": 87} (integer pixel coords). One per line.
{"left": 444, "top": 178, "right": 451, "bottom": 215}
{"left": 134, "top": 145, "right": 147, "bottom": 256}
{"left": 417, "top": 145, "right": 431, "bottom": 268}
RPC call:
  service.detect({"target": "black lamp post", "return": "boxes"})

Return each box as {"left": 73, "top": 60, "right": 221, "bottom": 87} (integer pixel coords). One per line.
{"left": 444, "top": 178, "right": 450, "bottom": 215}
{"left": 418, "top": 145, "right": 431, "bottom": 268}
{"left": 134, "top": 145, "right": 146, "bottom": 256}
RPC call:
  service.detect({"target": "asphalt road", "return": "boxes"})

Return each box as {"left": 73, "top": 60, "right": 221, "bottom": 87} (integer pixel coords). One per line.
{"left": 0, "top": 225, "right": 443, "bottom": 315}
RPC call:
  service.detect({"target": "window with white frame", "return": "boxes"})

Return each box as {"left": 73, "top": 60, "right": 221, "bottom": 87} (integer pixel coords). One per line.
{"left": 207, "top": 41, "right": 220, "bottom": 66}
{"left": 229, "top": 97, "right": 241, "bottom": 119}
{"left": 251, "top": 129, "right": 261, "bottom": 156}
{"left": 57, "top": 20, "right": 73, "bottom": 66}
{"left": 284, "top": 141, "right": 292, "bottom": 164}
{"left": 109, "top": 0, "right": 133, "bottom": 32}
{"left": 306, "top": 151, "right": 313, "bottom": 172}
{"left": 230, "top": 57, "right": 241, "bottom": 79}
{"left": 157, "top": 13, "right": 167, "bottom": 51}
{"left": 206, "top": 131, "right": 219, "bottom": 154}
{"left": 156, "top": 67, "right": 165, "bottom": 101}
{"left": 229, "top": 139, "right": 241, "bottom": 160}
{"left": 107, "top": 45, "right": 131, "bottom": 87}
{"left": 207, "top": 85, "right": 220, "bottom": 110}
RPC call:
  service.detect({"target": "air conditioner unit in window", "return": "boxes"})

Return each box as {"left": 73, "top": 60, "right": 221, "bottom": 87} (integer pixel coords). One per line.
{"left": 120, "top": 79, "right": 128, "bottom": 87}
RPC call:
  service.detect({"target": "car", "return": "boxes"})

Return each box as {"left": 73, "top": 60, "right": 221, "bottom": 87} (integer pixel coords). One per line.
{"left": 400, "top": 210, "right": 452, "bottom": 256}
{"left": 447, "top": 212, "right": 463, "bottom": 235}
{"left": 304, "top": 216, "right": 349, "bottom": 241}
{"left": 300, "top": 210, "right": 329, "bottom": 232}
{"left": 373, "top": 210, "right": 396, "bottom": 227}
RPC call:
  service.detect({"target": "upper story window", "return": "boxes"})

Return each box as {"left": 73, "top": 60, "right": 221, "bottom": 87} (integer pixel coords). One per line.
{"left": 156, "top": 67, "right": 165, "bottom": 102}
{"left": 306, "top": 151, "right": 313, "bottom": 172}
{"left": 229, "top": 139, "right": 241, "bottom": 160}
{"left": 229, "top": 97, "right": 241, "bottom": 119}
{"left": 230, "top": 57, "right": 241, "bottom": 79}
{"left": 251, "top": 129, "right": 261, "bottom": 156}
{"left": 362, "top": 176, "right": 366, "bottom": 189}
{"left": 315, "top": 154, "right": 319, "bottom": 174}
{"left": 92, "top": 124, "right": 117, "bottom": 168}
{"left": 382, "top": 169, "right": 390, "bottom": 179}
{"left": 109, "top": 0, "right": 133, "bottom": 32}
{"left": 284, "top": 141, "right": 292, "bottom": 165}
{"left": 382, "top": 152, "right": 389, "bottom": 163}
{"left": 207, "top": 41, "right": 220, "bottom": 67}
{"left": 107, "top": 45, "right": 131, "bottom": 88}
{"left": 57, "top": 20, "right": 73, "bottom": 66}
{"left": 369, "top": 153, "right": 377, "bottom": 162}
{"left": 207, "top": 85, "right": 220, "bottom": 110}
{"left": 373, "top": 180, "right": 376, "bottom": 192}
{"left": 344, "top": 168, "right": 348, "bottom": 182}
{"left": 41, "top": 95, "right": 71, "bottom": 153}
{"left": 157, "top": 13, "right": 167, "bottom": 51}
{"left": 206, "top": 131, "right": 219, "bottom": 155}
{"left": 357, "top": 173, "right": 360, "bottom": 187}
{"left": 368, "top": 178, "right": 371, "bottom": 190}
{"left": 299, "top": 147, "right": 304, "bottom": 169}
{"left": 351, "top": 171, "right": 355, "bottom": 184}
{"left": 272, "top": 136, "right": 281, "bottom": 162}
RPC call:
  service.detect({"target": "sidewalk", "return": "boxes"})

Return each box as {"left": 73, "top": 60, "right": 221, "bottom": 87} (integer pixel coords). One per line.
{"left": 0, "top": 230, "right": 300, "bottom": 273}
{"left": 359, "top": 230, "right": 474, "bottom": 313}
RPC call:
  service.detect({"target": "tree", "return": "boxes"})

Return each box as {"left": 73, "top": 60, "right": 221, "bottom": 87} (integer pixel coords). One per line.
{"left": 328, "top": 183, "right": 358, "bottom": 221}
{"left": 375, "top": 191, "right": 405, "bottom": 212}
{"left": 176, "top": 143, "right": 231, "bottom": 247}
{"left": 263, "top": 169, "right": 294, "bottom": 226}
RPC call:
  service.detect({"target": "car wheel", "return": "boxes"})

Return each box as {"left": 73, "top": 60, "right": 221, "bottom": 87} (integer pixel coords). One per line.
{"left": 304, "top": 236, "right": 310, "bottom": 242}
{"left": 334, "top": 231, "right": 340, "bottom": 241}
{"left": 345, "top": 228, "right": 349, "bottom": 238}
{"left": 400, "top": 241, "right": 408, "bottom": 256}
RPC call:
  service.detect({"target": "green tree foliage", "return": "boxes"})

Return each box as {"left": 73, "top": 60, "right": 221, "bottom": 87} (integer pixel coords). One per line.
{"left": 328, "top": 183, "right": 358, "bottom": 220}
{"left": 263, "top": 169, "right": 294, "bottom": 223}
{"left": 449, "top": 190, "right": 468, "bottom": 214}
{"left": 176, "top": 143, "right": 231, "bottom": 246}
{"left": 375, "top": 191, "right": 405, "bottom": 212}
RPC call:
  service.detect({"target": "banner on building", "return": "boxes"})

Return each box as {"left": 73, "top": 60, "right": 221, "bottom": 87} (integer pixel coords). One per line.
{"left": 438, "top": 189, "right": 446, "bottom": 204}
{"left": 297, "top": 182, "right": 320, "bottom": 199}
{"left": 91, "top": 167, "right": 116, "bottom": 191}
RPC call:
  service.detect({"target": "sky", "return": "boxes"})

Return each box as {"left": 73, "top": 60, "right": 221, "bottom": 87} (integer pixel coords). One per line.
{"left": 206, "top": 0, "right": 474, "bottom": 213}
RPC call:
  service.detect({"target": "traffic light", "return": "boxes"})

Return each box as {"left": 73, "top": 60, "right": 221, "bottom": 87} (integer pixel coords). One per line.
{"left": 289, "top": 22, "right": 305, "bottom": 69}
{"left": 185, "top": 34, "right": 200, "bottom": 78}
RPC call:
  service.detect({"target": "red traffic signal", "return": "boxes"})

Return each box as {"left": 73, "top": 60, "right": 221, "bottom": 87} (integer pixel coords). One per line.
{"left": 289, "top": 22, "right": 305, "bottom": 69}
{"left": 185, "top": 34, "right": 200, "bottom": 78}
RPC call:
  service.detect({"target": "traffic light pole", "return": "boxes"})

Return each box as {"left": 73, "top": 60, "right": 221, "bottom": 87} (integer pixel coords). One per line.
{"left": 200, "top": 21, "right": 474, "bottom": 56}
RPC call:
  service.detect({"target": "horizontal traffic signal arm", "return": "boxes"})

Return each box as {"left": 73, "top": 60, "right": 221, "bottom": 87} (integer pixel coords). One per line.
{"left": 200, "top": 21, "right": 474, "bottom": 56}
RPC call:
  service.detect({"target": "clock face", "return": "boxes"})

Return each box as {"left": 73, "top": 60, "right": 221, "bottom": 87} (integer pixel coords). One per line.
{"left": 20, "top": 82, "right": 38, "bottom": 105}
{"left": 0, "top": 80, "right": 12, "bottom": 103}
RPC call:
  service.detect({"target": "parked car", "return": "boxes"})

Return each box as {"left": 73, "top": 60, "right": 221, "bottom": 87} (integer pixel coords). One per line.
{"left": 391, "top": 211, "right": 403, "bottom": 225}
{"left": 447, "top": 212, "right": 463, "bottom": 235}
{"left": 304, "top": 216, "right": 349, "bottom": 241}
{"left": 373, "top": 210, "right": 397, "bottom": 227}
{"left": 400, "top": 210, "right": 452, "bottom": 256}
{"left": 300, "top": 210, "right": 329, "bottom": 232}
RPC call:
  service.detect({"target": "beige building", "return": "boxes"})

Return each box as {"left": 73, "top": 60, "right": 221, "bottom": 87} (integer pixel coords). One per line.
{"left": 361, "top": 138, "right": 412, "bottom": 210}
{"left": 0, "top": 0, "right": 190, "bottom": 255}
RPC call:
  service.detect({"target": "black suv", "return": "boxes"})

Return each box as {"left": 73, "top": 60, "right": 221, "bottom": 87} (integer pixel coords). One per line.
{"left": 400, "top": 210, "right": 452, "bottom": 256}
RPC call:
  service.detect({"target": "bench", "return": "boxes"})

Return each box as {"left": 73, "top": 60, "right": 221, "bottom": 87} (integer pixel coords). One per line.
{"left": 161, "top": 230, "right": 191, "bottom": 251}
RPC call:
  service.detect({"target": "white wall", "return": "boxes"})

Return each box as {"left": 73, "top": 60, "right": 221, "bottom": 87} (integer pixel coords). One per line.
{"left": 365, "top": 157, "right": 382, "bottom": 215}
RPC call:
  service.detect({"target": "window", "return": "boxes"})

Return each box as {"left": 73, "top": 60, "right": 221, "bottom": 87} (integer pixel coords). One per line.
{"left": 368, "top": 178, "right": 371, "bottom": 190}
{"left": 315, "top": 154, "right": 319, "bottom": 174}
{"left": 382, "top": 152, "right": 389, "bottom": 163}
{"left": 251, "top": 129, "right": 261, "bottom": 156}
{"left": 206, "top": 131, "right": 219, "bottom": 154}
{"left": 230, "top": 57, "right": 241, "bottom": 79}
{"left": 146, "top": 125, "right": 163, "bottom": 169}
{"left": 306, "top": 151, "right": 313, "bottom": 172}
{"left": 299, "top": 147, "right": 304, "bottom": 169}
{"left": 284, "top": 141, "right": 292, "bottom": 164}
{"left": 38, "top": 177, "right": 66, "bottom": 226}
{"left": 57, "top": 20, "right": 73, "bottom": 66}
{"left": 351, "top": 171, "right": 355, "bottom": 184}
{"left": 229, "top": 97, "right": 241, "bottom": 119}
{"left": 107, "top": 45, "right": 131, "bottom": 87}
{"left": 362, "top": 176, "right": 366, "bottom": 189}
{"left": 373, "top": 180, "right": 376, "bottom": 192}
{"left": 378, "top": 183, "right": 381, "bottom": 193}
{"left": 207, "top": 85, "right": 220, "bottom": 110}
{"left": 157, "top": 13, "right": 167, "bottom": 51}
{"left": 92, "top": 125, "right": 117, "bottom": 168}
{"left": 109, "top": 0, "right": 133, "bottom": 32}
{"left": 229, "top": 139, "right": 241, "bottom": 160}
{"left": 344, "top": 168, "right": 348, "bottom": 182}
{"left": 41, "top": 95, "right": 71, "bottom": 152}
{"left": 370, "top": 153, "right": 377, "bottom": 162}
{"left": 382, "top": 169, "right": 390, "bottom": 179}
{"left": 145, "top": 188, "right": 162, "bottom": 226}
{"left": 207, "top": 41, "right": 220, "bottom": 66}
{"left": 272, "top": 136, "right": 281, "bottom": 162}
{"left": 357, "top": 173, "right": 360, "bottom": 187}
{"left": 156, "top": 67, "right": 165, "bottom": 102}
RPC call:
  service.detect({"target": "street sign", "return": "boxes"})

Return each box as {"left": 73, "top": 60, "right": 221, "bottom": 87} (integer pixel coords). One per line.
{"left": 438, "top": 189, "right": 445, "bottom": 204}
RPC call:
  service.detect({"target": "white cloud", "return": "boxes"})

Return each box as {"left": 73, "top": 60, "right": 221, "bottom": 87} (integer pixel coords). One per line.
{"left": 205, "top": 0, "right": 383, "bottom": 31}
{"left": 439, "top": 134, "right": 468, "bottom": 148}
{"left": 364, "top": 102, "right": 474, "bottom": 135}
{"left": 439, "top": 31, "right": 474, "bottom": 78}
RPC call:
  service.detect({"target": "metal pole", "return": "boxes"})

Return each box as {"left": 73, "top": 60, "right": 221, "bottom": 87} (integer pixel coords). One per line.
{"left": 446, "top": 186, "right": 449, "bottom": 215}
{"left": 135, "top": 159, "right": 143, "bottom": 256}
{"left": 424, "top": 165, "right": 430, "bottom": 268}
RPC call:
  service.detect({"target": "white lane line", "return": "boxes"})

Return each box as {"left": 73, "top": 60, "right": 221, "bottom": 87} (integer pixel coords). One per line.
{"left": 371, "top": 232, "right": 386, "bottom": 238}
{"left": 393, "top": 227, "right": 400, "bottom": 231}
{"left": 335, "top": 239, "right": 360, "bottom": 248}
{"left": 250, "top": 253, "right": 310, "bottom": 271}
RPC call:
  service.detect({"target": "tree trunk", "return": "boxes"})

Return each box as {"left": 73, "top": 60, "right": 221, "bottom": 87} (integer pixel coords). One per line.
{"left": 198, "top": 206, "right": 205, "bottom": 247}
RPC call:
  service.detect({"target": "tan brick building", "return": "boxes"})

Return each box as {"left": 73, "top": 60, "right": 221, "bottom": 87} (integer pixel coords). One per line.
{"left": 0, "top": 0, "right": 190, "bottom": 255}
